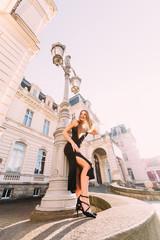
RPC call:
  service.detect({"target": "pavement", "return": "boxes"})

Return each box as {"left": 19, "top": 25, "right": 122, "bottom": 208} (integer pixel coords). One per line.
{"left": 0, "top": 185, "right": 160, "bottom": 240}
{"left": 0, "top": 185, "right": 109, "bottom": 239}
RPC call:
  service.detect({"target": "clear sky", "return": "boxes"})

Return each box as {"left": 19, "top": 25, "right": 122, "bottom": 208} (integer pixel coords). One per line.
{"left": 25, "top": 0, "right": 160, "bottom": 158}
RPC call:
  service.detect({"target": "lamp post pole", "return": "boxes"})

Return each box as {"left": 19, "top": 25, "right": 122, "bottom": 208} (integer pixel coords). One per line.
{"left": 31, "top": 44, "right": 81, "bottom": 222}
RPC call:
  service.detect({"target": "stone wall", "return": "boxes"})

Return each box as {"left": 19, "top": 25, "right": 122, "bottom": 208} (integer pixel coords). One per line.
{"left": 0, "top": 182, "right": 48, "bottom": 201}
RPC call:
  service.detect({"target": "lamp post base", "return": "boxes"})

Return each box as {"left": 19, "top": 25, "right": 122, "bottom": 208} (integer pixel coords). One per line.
{"left": 30, "top": 178, "right": 77, "bottom": 222}
{"left": 30, "top": 208, "right": 77, "bottom": 222}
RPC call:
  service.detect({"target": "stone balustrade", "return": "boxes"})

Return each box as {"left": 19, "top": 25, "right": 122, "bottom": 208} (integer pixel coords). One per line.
{"left": 111, "top": 182, "right": 160, "bottom": 201}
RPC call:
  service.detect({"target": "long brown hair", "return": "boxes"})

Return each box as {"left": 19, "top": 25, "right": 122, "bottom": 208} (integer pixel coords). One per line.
{"left": 79, "top": 110, "right": 93, "bottom": 128}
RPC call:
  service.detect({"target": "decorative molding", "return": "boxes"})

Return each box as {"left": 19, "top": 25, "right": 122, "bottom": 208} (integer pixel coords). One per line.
{"left": 17, "top": 87, "right": 58, "bottom": 120}
{"left": 4, "top": 173, "right": 20, "bottom": 181}
{"left": 34, "top": 175, "right": 44, "bottom": 181}
{"left": 11, "top": 0, "right": 23, "bottom": 14}
{"left": 2, "top": 120, "right": 54, "bottom": 144}
{"left": 52, "top": 168, "right": 63, "bottom": 178}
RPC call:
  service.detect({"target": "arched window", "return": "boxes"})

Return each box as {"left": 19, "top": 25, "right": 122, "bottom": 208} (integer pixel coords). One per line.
{"left": 6, "top": 142, "right": 26, "bottom": 173}
{"left": 34, "top": 149, "right": 46, "bottom": 174}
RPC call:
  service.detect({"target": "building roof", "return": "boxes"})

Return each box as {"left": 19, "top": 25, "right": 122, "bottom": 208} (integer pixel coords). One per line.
{"left": 69, "top": 94, "right": 86, "bottom": 106}
{"left": 20, "top": 78, "right": 57, "bottom": 110}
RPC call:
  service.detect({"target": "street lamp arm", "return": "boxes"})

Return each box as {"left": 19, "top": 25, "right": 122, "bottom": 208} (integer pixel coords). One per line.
{"left": 61, "top": 64, "right": 77, "bottom": 78}
{"left": 71, "top": 67, "right": 77, "bottom": 77}
{"left": 61, "top": 65, "right": 65, "bottom": 72}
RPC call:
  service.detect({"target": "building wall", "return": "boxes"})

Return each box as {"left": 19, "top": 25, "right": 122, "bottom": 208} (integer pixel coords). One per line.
{"left": 0, "top": 0, "right": 57, "bottom": 131}
{"left": 143, "top": 156, "right": 160, "bottom": 187}
{"left": 0, "top": 83, "right": 58, "bottom": 200}
{"left": 111, "top": 125, "right": 149, "bottom": 183}
{"left": 0, "top": 0, "right": 57, "bottom": 200}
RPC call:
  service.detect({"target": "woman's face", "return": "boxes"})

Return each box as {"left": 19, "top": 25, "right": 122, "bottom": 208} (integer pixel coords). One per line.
{"left": 79, "top": 111, "right": 87, "bottom": 122}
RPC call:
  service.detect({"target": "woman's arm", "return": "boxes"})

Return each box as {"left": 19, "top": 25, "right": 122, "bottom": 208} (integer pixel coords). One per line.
{"left": 62, "top": 119, "right": 79, "bottom": 152}
{"left": 87, "top": 124, "right": 99, "bottom": 135}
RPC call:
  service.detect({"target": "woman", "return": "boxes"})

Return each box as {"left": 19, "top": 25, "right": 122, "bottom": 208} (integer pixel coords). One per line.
{"left": 63, "top": 110, "right": 99, "bottom": 218}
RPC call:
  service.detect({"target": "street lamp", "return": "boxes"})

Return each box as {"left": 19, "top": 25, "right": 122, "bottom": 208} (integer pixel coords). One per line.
{"left": 51, "top": 42, "right": 81, "bottom": 96}
{"left": 31, "top": 43, "right": 81, "bottom": 222}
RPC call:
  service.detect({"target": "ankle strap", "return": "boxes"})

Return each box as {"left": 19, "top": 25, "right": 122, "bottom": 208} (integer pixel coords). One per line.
{"left": 80, "top": 194, "right": 89, "bottom": 198}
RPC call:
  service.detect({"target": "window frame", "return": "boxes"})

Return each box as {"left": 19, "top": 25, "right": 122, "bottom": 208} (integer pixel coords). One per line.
{"left": 43, "top": 119, "right": 50, "bottom": 136}
{"left": 34, "top": 149, "right": 47, "bottom": 175}
{"left": 1, "top": 188, "right": 12, "bottom": 199}
{"left": 6, "top": 142, "right": 26, "bottom": 173}
{"left": 33, "top": 188, "right": 40, "bottom": 197}
{"left": 23, "top": 109, "right": 34, "bottom": 127}
{"left": 127, "top": 168, "right": 135, "bottom": 180}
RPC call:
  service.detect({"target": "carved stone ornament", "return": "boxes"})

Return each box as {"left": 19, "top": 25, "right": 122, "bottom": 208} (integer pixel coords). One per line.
{"left": 55, "top": 143, "right": 62, "bottom": 152}
{"left": 52, "top": 168, "right": 63, "bottom": 178}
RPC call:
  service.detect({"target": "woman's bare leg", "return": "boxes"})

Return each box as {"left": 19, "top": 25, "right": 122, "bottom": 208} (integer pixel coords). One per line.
{"left": 75, "top": 166, "right": 81, "bottom": 199}
{"left": 76, "top": 156, "right": 91, "bottom": 211}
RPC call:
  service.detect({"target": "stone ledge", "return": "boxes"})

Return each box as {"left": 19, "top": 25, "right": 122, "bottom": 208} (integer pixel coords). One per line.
{"left": 62, "top": 193, "right": 160, "bottom": 240}
{"left": 111, "top": 182, "right": 160, "bottom": 201}
{"left": 30, "top": 209, "right": 77, "bottom": 222}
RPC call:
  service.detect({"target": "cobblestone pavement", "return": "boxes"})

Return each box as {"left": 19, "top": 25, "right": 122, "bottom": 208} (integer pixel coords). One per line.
{"left": 0, "top": 198, "right": 41, "bottom": 229}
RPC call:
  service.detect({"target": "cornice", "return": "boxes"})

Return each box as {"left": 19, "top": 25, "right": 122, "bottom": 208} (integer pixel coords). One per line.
{"left": 3, "top": 119, "right": 54, "bottom": 145}
{"left": 11, "top": 13, "right": 39, "bottom": 43}
{"left": 16, "top": 88, "right": 58, "bottom": 120}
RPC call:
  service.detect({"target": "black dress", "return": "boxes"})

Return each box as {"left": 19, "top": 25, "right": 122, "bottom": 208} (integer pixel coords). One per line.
{"left": 64, "top": 123, "right": 95, "bottom": 193}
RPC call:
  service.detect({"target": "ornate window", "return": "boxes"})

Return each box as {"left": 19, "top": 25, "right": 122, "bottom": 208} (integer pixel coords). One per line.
{"left": 34, "top": 149, "right": 46, "bottom": 175}
{"left": 6, "top": 142, "right": 26, "bottom": 172}
{"left": 43, "top": 120, "right": 50, "bottom": 135}
{"left": 23, "top": 109, "right": 33, "bottom": 127}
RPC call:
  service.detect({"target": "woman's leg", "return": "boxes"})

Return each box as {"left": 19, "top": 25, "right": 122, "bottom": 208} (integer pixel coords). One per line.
{"left": 75, "top": 166, "right": 81, "bottom": 199}
{"left": 76, "top": 156, "right": 91, "bottom": 211}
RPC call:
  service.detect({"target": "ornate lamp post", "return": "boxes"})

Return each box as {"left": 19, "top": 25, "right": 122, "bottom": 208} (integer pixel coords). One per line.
{"left": 31, "top": 43, "right": 81, "bottom": 221}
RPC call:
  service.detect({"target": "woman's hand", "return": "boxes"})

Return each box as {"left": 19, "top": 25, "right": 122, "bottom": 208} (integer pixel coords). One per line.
{"left": 71, "top": 142, "right": 79, "bottom": 152}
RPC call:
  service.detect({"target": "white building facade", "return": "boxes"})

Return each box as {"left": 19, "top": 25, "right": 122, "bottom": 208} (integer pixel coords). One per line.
{"left": 0, "top": 79, "right": 58, "bottom": 199}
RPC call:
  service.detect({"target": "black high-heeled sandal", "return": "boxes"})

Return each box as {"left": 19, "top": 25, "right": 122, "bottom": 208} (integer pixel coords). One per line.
{"left": 76, "top": 195, "right": 84, "bottom": 216}
{"left": 76, "top": 197, "right": 82, "bottom": 216}
{"left": 76, "top": 194, "right": 96, "bottom": 218}
{"left": 76, "top": 195, "right": 97, "bottom": 216}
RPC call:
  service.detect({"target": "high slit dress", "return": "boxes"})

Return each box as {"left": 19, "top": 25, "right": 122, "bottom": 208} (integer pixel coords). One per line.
{"left": 64, "top": 123, "right": 95, "bottom": 193}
